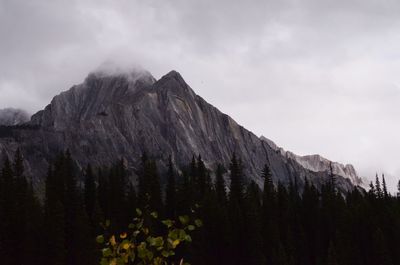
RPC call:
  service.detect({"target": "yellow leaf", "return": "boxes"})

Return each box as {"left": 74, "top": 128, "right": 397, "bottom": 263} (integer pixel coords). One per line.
{"left": 120, "top": 232, "right": 127, "bottom": 239}
{"left": 110, "top": 258, "right": 117, "bottom": 265}
{"left": 110, "top": 235, "right": 116, "bottom": 246}
{"left": 122, "top": 242, "right": 131, "bottom": 250}
{"left": 172, "top": 239, "right": 180, "bottom": 248}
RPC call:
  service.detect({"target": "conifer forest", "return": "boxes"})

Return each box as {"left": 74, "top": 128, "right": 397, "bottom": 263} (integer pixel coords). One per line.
{"left": 0, "top": 150, "right": 399, "bottom": 265}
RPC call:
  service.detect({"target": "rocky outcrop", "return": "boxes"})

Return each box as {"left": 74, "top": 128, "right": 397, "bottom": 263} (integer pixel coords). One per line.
{"left": 0, "top": 108, "right": 30, "bottom": 126}
{"left": 0, "top": 68, "right": 361, "bottom": 192}
{"left": 260, "top": 136, "right": 363, "bottom": 186}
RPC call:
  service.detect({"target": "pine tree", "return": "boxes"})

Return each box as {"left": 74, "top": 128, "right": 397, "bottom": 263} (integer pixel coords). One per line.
{"left": 326, "top": 241, "right": 338, "bottom": 265}
{"left": 0, "top": 156, "right": 17, "bottom": 264}
{"left": 12, "top": 149, "right": 41, "bottom": 265}
{"left": 328, "top": 162, "right": 336, "bottom": 193}
{"left": 148, "top": 159, "right": 162, "bottom": 213}
{"left": 215, "top": 163, "right": 227, "bottom": 205}
{"left": 228, "top": 153, "right": 246, "bottom": 265}
{"left": 382, "top": 174, "right": 389, "bottom": 199}
{"left": 397, "top": 179, "right": 400, "bottom": 198}
{"left": 126, "top": 183, "right": 137, "bottom": 220}
{"left": 196, "top": 155, "right": 207, "bottom": 198}
{"left": 368, "top": 181, "right": 376, "bottom": 199}
{"left": 137, "top": 154, "right": 162, "bottom": 214}
{"left": 243, "top": 181, "right": 265, "bottom": 265}
{"left": 84, "top": 164, "right": 96, "bottom": 222}
{"left": 44, "top": 165, "right": 66, "bottom": 265}
{"left": 165, "top": 156, "right": 176, "bottom": 218}
{"left": 176, "top": 170, "right": 192, "bottom": 215}
{"left": 375, "top": 174, "right": 383, "bottom": 199}
{"left": 229, "top": 153, "right": 244, "bottom": 205}
{"left": 108, "top": 160, "right": 128, "bottom": 229}
{"left": 372, "top": 228, "right": 393, "bottom": 265}
{"left": 261, "top": 164, "right": 279, "bottom": 263}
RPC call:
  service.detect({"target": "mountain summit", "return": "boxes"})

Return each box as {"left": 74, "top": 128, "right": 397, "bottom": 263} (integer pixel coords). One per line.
{"left": 0, "top": 67, "right": 362, "bottom": 191}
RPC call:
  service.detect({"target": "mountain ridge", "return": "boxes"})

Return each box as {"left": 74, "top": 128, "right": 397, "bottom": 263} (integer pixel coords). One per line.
{"left": 260, "top": 135, "right": 362, "bottom": 186}
{"left": 0, "top": 68, "right": 361, "bottom": 192}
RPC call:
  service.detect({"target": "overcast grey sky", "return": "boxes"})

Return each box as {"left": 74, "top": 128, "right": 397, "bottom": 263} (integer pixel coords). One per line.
{"left": 1, "top": 0, "right": 400, "bottom": 189}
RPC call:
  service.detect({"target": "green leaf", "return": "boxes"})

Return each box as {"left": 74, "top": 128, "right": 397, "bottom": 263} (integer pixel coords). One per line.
{"left": 179, "top": 215, "right": 189, "bottom": 225}
{"left": 153, "top": 236, "right": 164, "bottom": 247}
{"left": 161, "top": 250, "right": 169, "bottom": 257}
{"left": 178, "top": 229, "right": 187, "bottom": 240}
{"left": 137, "top": 243, "right": 147, "bottom": 259}
{"left": 102, "top": 248, "right": 112, "bottom": 257}
{"left": 100, "top": 258, "right": 108, "bottom": 265}
{"left": 187, "top": 225, "right": 195, "bottom": 231}
{"left": 96, "top": 235, "right": 105, "bottom": 244}
{"left": 150, "top": 211, "right": 158, "bottom": 219}
{"left": 171, "top": 239, "right": 180, "bottom": 248}
{"left": 147, "top": 250, "right": 154, "bottom": 261}
{"left": 162, "top": 219, "right": 173, "bottom": 228}
{"left": 136, "top": 208, "right": 143, "bottom": 216}
{"left": 194, "top": 219, "right": 203, "bottom": 227}
{"left": 168, "top": 230, "right": 178, "bottom": 240}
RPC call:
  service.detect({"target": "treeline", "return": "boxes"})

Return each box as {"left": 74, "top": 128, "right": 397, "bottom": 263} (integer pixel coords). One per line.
{"left": 1, "top": 151, "right": 400, "bottom": 265}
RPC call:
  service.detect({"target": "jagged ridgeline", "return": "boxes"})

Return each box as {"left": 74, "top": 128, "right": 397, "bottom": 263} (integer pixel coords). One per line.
{"left": 0, "top": 67, "right": 362, "bottom": 192}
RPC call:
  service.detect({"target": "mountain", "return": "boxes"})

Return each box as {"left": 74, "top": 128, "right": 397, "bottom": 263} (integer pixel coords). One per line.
{"left": 260, "top": 136, "right": 363, "bottom": 186}
{"left": 0, "top": 67, "right": 361, "bottom": 192}
{"left": 0, "top": 108, "right": 30, "bottom": 126}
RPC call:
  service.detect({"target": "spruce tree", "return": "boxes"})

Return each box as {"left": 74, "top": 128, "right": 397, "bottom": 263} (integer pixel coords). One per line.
{"left": 165, "top": 156, "right": 176, "bottom": 218}
{"left": 84, "top": 164, "right": 96, "bottom": 222}
{"left": 261, "top": 164, "right": 279, "bottom": 264}
{"left": 126, "top": 183, "right": 137, "bottom": 220}
{"left": 244, "top": 181, "right": 265, "bottom": 265}
{"left": 375, "top": 174, "right": 383, "bottom": 199}
{"left": 397, "top": 179, "right": 400, "bottom": 198}
{"left": 196, "top": 155, "right": 207, "bottom": 198}
{"left": 229, "top": 153, "right": 244, "bottom": 205}
{"left": 326, "top": 241, "right": 338, "bottom": 265}
{"left": 228, "top": 153, "right": 246, "bottom": 265}
{"left": 215, "top": 163, "right": 227, "bottom": 205}
{"left": 44, "top": 165, "right": 66, "bottom": 265}
{"left": 382, "top": 174, "right": 389, "bottom": 199}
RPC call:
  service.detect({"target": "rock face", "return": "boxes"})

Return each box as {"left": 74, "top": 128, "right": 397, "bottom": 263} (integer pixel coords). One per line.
{"left": 0, "top": 108, "right": 30, "bottom": 126}
{"left": 0, "top": 68, "right": 361, "bottom": 192}
{"left": 260, "top": 136, "right": 363, "bottom": 186}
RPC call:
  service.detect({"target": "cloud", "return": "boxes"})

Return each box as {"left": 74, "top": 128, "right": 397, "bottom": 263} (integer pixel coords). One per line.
{"left": 1, "top": 0, "right": 400, "bottom": 190}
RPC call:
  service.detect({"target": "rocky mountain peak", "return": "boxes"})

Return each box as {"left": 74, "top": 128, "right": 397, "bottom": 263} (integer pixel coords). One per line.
{"left": 154, "top": 70, "right": 196, "bottom": 99}
{"left": 30, "top": 68, "right": 156, "bottom": 130}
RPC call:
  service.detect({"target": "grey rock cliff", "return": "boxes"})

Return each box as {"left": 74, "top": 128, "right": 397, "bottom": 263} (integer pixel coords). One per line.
{"left": 260, "top": 136, "right": 363, "bottom": 186}
{"left": 0, "top": 68, "right": 361, "bottom": 192}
